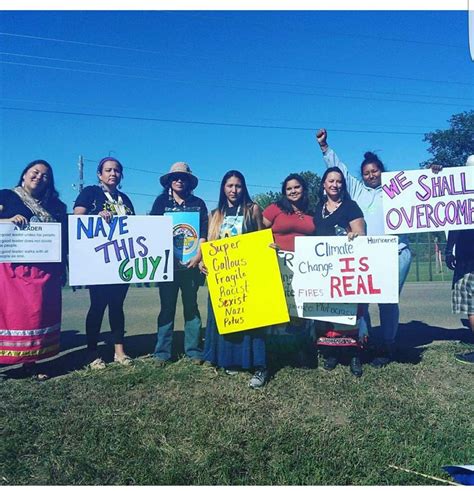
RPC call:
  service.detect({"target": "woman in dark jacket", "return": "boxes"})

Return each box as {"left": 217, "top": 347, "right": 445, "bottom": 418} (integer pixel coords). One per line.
{"left": 150, "top": 162, "right": 208, "bottom": 365}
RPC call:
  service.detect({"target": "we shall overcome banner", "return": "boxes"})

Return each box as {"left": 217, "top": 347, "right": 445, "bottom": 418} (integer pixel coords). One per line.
{"left": 0, "top": 222, "right": 61, "bottom": 263}
{"left": 293, "top": 236, "right": 399, "bottom": 304}
{"left": 382, "top": 167, "right": 474, "bottom": 234}
{"left": 69, "top": 215, "right": 173, "bottom": 286}
{"left": 277, "top": 250, "right": 356, "bottom": 325}
{"left": 202, "top": 229, "right": 289, "bottom": 335}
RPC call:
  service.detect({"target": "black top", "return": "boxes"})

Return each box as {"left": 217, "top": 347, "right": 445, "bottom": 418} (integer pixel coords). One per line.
{"left": 313, "top": 198, "right": 364, "bottom": 236}
{"left": 74, "top": 185, "right": 135, "bottom": 215}
{"left": 0, "top": 188, "right": 68, "bottom": 262}
{"left": 450, "top": 229, "right": 474, "bottom": 263}
{"left": 0, "top": 189, "right": 67, "bottom": 222}
{"left": 150, "top": 193, "right": 209, "bottom": 239}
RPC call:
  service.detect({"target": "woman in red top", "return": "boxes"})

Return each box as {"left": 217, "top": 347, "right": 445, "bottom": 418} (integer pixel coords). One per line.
{"left": 262, "top": 174, "right": 315, "bottom": 366}
{"left": 262, "top": 174, "right": 315, "bottom": 252}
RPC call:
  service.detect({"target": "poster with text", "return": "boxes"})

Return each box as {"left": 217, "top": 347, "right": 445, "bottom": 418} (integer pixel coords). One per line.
{"left": 293, "top": 236, "right": 399, "bottom": 304}
{"left": 277, "top": 250, "right": 357, "bottom": 325}
{"left": 164, "top": 210, "right": 200, "bottom": 269}
{"left": 382, "top": 167, "right": 474, "bottom": 234}
{"left": 68, "top": 215, "right": 173, "bottom": 286}
{"left": 202, "top": 229, "right": 289, "bottom": 335}
{"left": 0, "top": 222, "right": 61, "bottom": 263}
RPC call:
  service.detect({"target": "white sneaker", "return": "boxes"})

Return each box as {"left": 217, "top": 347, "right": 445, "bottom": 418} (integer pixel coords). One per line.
{"left": 248, "top": 369, "right": 268, "bottom": 389}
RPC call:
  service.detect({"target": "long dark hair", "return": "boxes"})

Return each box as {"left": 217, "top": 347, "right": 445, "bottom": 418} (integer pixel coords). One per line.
{"left": 276, "top": 173, "right": 310, "bottom": 214}
{"left": 360, "top": 151, "right": 385, "bottom": 174}
{"left": 208, "top": 170, "right": 254, "bottom": 241}
{"left": 319, "top": 167, "right": 349, "bottom": 202}
{"left": 17, "top": 159, "right": 60, "bottom": 202}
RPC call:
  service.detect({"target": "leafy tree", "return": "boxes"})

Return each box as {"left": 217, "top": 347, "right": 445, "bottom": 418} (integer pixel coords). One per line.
{"left": 421, "top": 110, "right": 474, "bottom": 168}
{"left": 253, "top": 170, "right": 321, "bottom": 211}
{"left": 252, "top": 190, "right": 281, "bottom": 210}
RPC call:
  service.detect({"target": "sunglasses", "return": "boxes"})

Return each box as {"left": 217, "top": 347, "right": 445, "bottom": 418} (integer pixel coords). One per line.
{"left": 171, "top": 175, "right": 189, "bottom": 182}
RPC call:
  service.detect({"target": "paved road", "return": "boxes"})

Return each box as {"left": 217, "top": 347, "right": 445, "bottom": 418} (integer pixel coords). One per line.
{"left": 54, "top": 281, "right": 474, "bottom": 355}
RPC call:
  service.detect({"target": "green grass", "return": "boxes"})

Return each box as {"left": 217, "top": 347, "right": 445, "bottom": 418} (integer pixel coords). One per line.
{"left": 406, "top": 261, "right": 452, "bottom": 283}
{"left": 1, "top": 342, "right": 473, "bottom": 485}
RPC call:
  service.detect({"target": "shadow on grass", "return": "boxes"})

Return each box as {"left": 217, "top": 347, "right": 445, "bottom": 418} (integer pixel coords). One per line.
{"left": 0, "top": 330, "right": 192, "bottom": 380}
{"left": 398, "top": 320, "right": 473, "bottom": 347}
{"left": 3, "top": 320, "right": 472, "bottom": 381}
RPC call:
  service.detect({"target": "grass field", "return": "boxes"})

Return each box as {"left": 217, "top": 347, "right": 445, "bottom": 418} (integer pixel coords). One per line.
{"left": 0, "top": 282, "right": 472, "bottom": 485}
{"left": 406, "top": 262, "right": 453, "bottom": 283}
{"left": 1, "top": 340, "right": 473, "bottom": 485}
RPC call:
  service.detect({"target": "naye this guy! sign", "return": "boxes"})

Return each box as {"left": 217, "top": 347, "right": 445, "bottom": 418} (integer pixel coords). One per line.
{"left": 68, "top": 215, "right": 173, "bottom": 286}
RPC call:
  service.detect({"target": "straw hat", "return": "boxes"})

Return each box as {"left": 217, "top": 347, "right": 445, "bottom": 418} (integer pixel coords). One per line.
{"left": 160, "top": 161, "right": 198, "bottom": 190}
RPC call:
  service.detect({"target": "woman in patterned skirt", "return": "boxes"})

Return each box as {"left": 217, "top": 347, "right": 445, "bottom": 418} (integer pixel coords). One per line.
{"left": 0, "top": 160, "right": 67, "bottom": 380}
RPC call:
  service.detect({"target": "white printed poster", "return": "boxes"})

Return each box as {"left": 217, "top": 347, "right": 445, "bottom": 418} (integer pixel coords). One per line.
{"left": 0, "top": 222, "right": 61, "bottom": 263}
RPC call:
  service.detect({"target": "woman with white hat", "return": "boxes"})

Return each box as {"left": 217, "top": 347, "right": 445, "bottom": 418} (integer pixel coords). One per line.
{"left": 150, "top": 162, "right": 208, "bottom": 365}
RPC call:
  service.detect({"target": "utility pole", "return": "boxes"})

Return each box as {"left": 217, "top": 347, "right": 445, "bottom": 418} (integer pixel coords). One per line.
{"left": 78, "top": 155, "right": 84, "bottom": 193}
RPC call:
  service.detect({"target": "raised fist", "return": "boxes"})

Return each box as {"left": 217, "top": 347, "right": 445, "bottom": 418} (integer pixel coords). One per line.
{"left": 316, "top": 128, "right": 327, "bottom": 147}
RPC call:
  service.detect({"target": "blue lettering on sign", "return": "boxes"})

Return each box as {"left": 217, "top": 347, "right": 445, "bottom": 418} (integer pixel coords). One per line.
{"left": 76, "top": 216, "right": 129, "bottom": 240}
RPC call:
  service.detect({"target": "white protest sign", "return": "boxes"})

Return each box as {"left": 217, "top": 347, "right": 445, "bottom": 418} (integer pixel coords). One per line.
{"left": 277, "top": 250, "right": 356, "bottom": 325}
{"left": 293, "top": 236, "right": 399, "bottom": 304}
{"left": 382, "top": 167, "right": 474, "bottom": 234}
{"left": 0, "top": 222, "right": 61, "bottom": 263}
{"left": 68, "top": 215, "right": 174, "bottom": 286}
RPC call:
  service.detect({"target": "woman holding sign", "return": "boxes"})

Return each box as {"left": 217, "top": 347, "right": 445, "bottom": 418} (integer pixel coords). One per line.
{"left": 150, "top": 162, "right": 208, "bottom": 365}
{"left": 0, "top": 160, "right": 67, "bottom": 380}
{"left": 262, "top": 174, "right": 316, "bottom": 366}
{"left": 74, "top": 157, "right": 135, "bottom": 369}
{"left": 202, "top": 170, "right": 268, "bottom": 389}
{"left": 316, "top": 129, "right": 411, "bottom": 368}
{"left": 313, "top": 167, "right": 366, "bottom": 377}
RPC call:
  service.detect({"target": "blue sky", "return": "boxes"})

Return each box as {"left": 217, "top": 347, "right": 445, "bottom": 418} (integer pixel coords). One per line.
{"left": 1, "top": 10, "right": 473, "bottom": 213}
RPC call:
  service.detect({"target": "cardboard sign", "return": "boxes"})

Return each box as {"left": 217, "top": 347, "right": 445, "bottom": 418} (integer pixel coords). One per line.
{"left": 293, "top": 236, "right": 399, "bottom": 304}
{"left": 164, "top": 210, "right": 200, "bottom": 268}
{"left": 68, "top": 215, "right": 173, "bottom": 286}
{"left": 277, "top": 250, "right": 356, "bottom": 325}
{"left": 202, "top": 229, "right": 289, "bottom": 334}
{"left": 382, "top": 167, "right": 474, "bottom": 234}
{"left": 0, "top": 222, "right": 62, "bottom": 263}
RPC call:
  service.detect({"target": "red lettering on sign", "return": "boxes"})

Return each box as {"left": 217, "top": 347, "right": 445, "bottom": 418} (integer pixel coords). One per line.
{"left": 359, "top": 257, "right": 369, "bottom": 272}
{"left": 330, "top": 276, "right": 342, "bottom": 297}
{"left": 339, "top": 257, "right": 355, "bottom": 272}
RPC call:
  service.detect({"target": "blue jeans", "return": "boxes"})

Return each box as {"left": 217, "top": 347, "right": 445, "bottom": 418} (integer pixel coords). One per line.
{"left": 366, "top": 247, "right": 412, "bottom": 347}
{"left": 153, "top": 268, "right": 203, "bottom": 361}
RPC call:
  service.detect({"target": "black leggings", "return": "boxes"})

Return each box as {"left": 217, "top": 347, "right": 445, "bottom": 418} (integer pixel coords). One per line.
{"left": 86, "top": 284, "right": 130, "bottom": 351}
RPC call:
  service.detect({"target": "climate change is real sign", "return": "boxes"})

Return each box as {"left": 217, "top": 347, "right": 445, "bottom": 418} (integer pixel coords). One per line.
{"left": 293, "top": 235, "right": 399, "bottom": 304}
{"left": 68, "top": 215, "right": 173, "bottom": 286}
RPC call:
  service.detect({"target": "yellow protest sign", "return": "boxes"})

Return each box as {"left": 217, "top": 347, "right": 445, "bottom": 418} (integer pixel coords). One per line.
{"left": 201, "top": 229, "right": 289, "bottom": 335}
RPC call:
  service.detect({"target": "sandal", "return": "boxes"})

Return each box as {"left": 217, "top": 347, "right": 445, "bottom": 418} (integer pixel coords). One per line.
{"left": 89, "top": 357, "right": 106, "bottom": 370}
{"left": 114, "top": 354, "right": 133, "bottom": 366}
{"left": 23, "top": 363, "right": 50, "bottom": 381}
